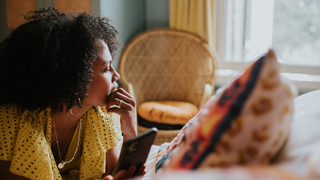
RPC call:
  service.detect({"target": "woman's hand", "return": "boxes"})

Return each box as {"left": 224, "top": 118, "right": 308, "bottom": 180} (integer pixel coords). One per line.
{"left": 101, "top": 165, "right": 146, "bottom": 180}
{"left": 106, "top": 88, "right": 137, "bottom": 141}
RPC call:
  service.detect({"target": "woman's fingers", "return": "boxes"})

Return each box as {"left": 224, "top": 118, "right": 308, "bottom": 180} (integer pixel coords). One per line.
{"left": 113, "top": 169, "right": 127, "bottom": 180}
{"left": 106, "top": 100, "right": 133, "bottom": 118}
{"left": 124, "top": 165, "right": 136, "bottom": 179}
{"left": 137, "top": 165, "right": 146, "bottom": 176}
{"left": 117, "top": 88, "right": 135, "bottom": 100}
{"left": 106, "top": 88, "right": 138, "bottom": 140}
{"left": 101, "top": 175, "right": 113, "bottom": 180}
{"left": 106, "top": 88, "right": 135, "bottom": 110}
{"left": 101, "top": 166, "right": 140, "bottom": 180}
{"left": 110, "top": 98, "right": 131, "bottom": 110}
{"left": 106, "top": 88, "right": 136, "bottom": 117}
{"left": 109, "top": 88, "right": 135, "bottom": 103}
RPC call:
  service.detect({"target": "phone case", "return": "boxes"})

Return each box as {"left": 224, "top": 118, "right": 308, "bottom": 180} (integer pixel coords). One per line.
{"left": 113, "top": 127, "right": 157, "bottom": 176}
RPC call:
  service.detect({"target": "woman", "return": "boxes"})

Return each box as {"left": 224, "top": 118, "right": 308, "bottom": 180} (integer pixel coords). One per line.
{"left": 0, "top": 7, "right": 142, "bottom": 180}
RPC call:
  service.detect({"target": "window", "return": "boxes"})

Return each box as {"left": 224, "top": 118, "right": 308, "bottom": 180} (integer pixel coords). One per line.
{"left": 215, "top": 0, "right": 320, "bottom": 91}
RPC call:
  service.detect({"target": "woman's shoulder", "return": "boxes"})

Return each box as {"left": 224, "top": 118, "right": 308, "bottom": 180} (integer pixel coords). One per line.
{"left": 0, "top": 103, "right": 50, "bottom": 125}
{"left": 0, "top": 104, "right": 25, "bottom": 161}
{"left": 84, "top": 106, "right": 122, "bottom": 141}
{"left": 86, "top": 106, "right": 120, "bottom": 120}
{"left": 0, "top": 104, "right": 50, "bottom": 161}
{"left": 0, "top": 104, "right": 56, "bottom": 179}
{"left": 0, "top": 104, "right": 23, "bottom": 128}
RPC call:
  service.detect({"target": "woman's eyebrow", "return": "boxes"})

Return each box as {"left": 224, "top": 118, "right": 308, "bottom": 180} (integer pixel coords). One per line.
{"left": 102, "top": 60, "right": 112, "bottom": 66}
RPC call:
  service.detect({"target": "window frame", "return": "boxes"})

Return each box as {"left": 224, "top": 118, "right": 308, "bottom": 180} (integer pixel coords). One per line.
{"left": 215, "top": 0, "right": 320, "bottom": 91}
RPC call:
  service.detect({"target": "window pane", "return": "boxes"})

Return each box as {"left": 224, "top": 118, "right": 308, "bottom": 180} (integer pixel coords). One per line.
{"left": 273, "top": 0, "right": 320, "bottom": 65}
{"left": 224, "top": 0, "right": 320, "bottom": 66}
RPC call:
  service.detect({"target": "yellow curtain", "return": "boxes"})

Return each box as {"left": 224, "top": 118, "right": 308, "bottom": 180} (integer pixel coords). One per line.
{"left": 6, "top": 0, "right": 36, "bottom": 29}
{"left": 170, "top": 0, "right": 216, "bottom": 47}
{"left": 54, "top": 0, "right": 91, "bottom": 13}
{"left": 5, "top": 0, "right": 92, "bottom": 30}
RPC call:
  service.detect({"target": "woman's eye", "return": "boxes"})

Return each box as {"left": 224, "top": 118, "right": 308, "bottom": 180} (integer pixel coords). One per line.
{"left": 104, "top": 65, "right": 111, "bottom": 72}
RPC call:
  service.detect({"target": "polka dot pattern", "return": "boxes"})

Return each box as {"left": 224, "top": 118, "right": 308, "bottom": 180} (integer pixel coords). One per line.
{"left": 0, "top": 105, "right": 122, "bottom": 180}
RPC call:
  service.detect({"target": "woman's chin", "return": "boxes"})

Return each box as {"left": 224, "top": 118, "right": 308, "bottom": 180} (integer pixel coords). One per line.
{"left": 98, "top": 102, "right": 108, "bottom": 107}
{"left": 88, "top": 101, "right": 107, "bottom": 108}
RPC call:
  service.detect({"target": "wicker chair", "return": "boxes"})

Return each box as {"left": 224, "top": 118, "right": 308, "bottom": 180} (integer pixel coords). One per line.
{"left": 117, "top": 29, "right": 218, "bottom": 145}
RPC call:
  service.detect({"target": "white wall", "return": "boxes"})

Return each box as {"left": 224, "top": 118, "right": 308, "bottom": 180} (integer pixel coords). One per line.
{"left": 0, "top": 0, "right": 170, "bottom": 63}
{"left": 146, "top": 0, "right": 169, "bottom": 30}
{"left": 0, "top": 0, "right": 10, "bottom": 42}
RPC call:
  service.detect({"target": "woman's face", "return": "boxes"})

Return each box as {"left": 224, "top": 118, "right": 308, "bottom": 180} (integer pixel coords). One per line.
{"left": 83, "top": 40, "right": 120, "bottom": 107}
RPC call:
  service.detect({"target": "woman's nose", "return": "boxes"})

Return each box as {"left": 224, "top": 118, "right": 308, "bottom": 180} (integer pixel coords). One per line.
{"left": 113, "top": 70, "right": 120, "bottom": 82}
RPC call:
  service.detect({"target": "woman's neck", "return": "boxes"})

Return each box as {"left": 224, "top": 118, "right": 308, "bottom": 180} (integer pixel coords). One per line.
{"left": 51, "top": 104, "right": 91, "bottom": 132}
{"left": 51, "top": 104, "right": 91, "bottom": 164}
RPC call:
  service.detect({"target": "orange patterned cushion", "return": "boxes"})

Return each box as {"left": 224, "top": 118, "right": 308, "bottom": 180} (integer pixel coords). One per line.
{"left": 157, "top": 49, "right": 296, "bottom": 172}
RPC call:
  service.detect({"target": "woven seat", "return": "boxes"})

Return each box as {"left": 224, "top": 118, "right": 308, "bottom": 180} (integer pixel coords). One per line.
{"left": 118, "top": 29, "right": 218, "bottom": 145}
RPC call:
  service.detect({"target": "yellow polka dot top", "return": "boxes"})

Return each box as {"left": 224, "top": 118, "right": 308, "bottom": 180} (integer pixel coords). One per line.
{"left": 0, "top": 104, "right": 122, "bottom": 180}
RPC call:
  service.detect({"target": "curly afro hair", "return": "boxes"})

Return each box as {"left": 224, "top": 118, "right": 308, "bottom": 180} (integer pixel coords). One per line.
{"left": 0, "top": 7, "right": 120, "bottom": 113}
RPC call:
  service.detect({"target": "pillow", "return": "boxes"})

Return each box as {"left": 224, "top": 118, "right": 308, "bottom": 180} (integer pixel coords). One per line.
{"left": 152, "top": 165, "right": 298, "bottom": 180}
{"left": 155, "top": 107, "right": 204, "bottom": 170}
{"left": 138, "top": 101, "right": 199, "bottom": 125}
{"left": 157, "top": 49, "right": 297, "bottom": 172}
{"left": 273, "top": 89, "right": 320, "bottom": 178}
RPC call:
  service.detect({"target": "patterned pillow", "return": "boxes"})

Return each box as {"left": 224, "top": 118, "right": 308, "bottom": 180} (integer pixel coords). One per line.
{"left": 157, "top": 49, "right": 297, "bottom": 172}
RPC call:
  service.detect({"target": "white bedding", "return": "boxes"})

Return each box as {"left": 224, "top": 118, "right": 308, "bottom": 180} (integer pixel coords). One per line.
{"left": 142, "top": 145, "right": 160, "bottom": 180}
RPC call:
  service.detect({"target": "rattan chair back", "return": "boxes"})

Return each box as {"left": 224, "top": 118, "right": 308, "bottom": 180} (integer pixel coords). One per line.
{"left": 118, "top": 29, "right": 218, "bottom": 109}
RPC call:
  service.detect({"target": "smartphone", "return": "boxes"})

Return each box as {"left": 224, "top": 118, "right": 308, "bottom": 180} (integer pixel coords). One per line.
{"left": 113, "top": 127, "right": 157, "bottom": 176}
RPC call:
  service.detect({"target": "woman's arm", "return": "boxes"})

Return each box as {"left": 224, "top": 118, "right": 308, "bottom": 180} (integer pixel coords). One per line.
{"left": 104, "top": 138, "right": 123, "bottom": 176}
{"left": 106, "top": 88, "right": 138, "bottom": 141}
{"left": 0, "top": 160, "right": 30, "bottom": 180}
{"left": 103, "top": 88, "right": 143, "bottom": 179}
